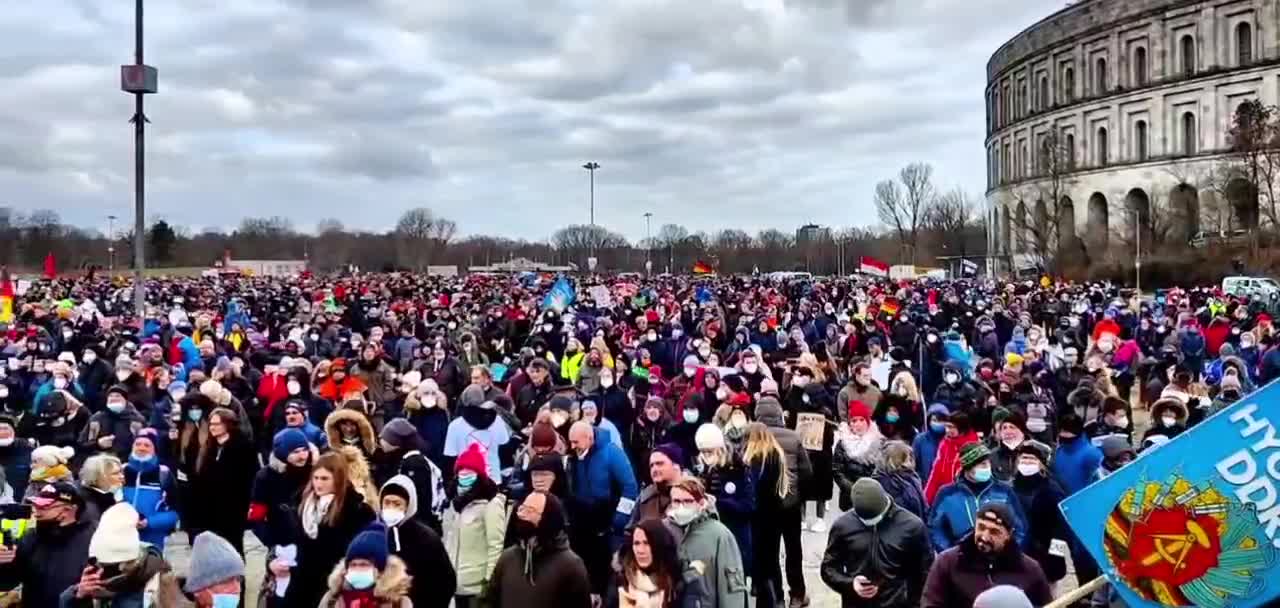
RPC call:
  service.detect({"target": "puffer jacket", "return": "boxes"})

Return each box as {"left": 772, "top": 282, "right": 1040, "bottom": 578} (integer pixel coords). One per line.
{"left": 928, "top": 477, "right": 1028, "bottom": 552}
{"left": 446, "top": 491, "right": 509, "bottom": 596}
{"left": 820, "top": 504, "right": 934, "bottom": 608}
{"left": 912, "top": 403, "right": 949, "bottom": 481}
{"left": 122, "top": 458, "right": 180, "bottom": 550}
{"left": 566, "top": 426, "right": 639, "bottom": 535}
{"left": 755, "top": 397, "right": 812, "bottom": 511}
{"left": 318, "top": 555, "right": 413, "bottom": 608}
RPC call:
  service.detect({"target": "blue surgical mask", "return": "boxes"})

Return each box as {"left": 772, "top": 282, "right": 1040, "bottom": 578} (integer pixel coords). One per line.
{"left": 106, "top": 400, "right": 126, "bottom": 414}
{"left": 885, "top": 413, "right": 900, "bottom": 424}
{"left": 187, "top": 409, "right": 203, "bottom": 422}
{"left": 971, "top": 466, "right": 993, "bottom": 483}
{"left": 683, "top": 410, "right": 699, "bottom": 424}
{"left": 345, "top": 568, "right": 376, "bottom": 590}
{"left": 457, "top": 472, "right": 478, "bottom": 489}
{"left": 211, "top": 594, "right": 240, "bottom": 608}
{"left": 929, "top": 422, "right": 945, "bottom": 434}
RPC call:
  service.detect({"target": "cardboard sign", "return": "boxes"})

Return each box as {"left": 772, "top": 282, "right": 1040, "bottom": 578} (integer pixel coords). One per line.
{"left": 795, "top": 413, "right": 826, "bottom": 452}
{"left": 588, "top": 285, "right": 613, "bottom": 308}
{"left": 1060, "top": 380, "right": 1280, "bottom": 608}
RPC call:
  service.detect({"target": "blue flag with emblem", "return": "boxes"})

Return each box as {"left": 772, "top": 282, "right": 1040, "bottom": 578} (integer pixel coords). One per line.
{"left": 1060, "top": 379, "right": 1280, "bottom": 608}
{"left": 542, "top": 276, "right": 575, "bottom": 313}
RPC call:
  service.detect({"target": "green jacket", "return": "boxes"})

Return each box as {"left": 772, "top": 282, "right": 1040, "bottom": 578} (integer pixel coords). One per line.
{"left": 675, "top": 511, "right": 749, "bottom": 608}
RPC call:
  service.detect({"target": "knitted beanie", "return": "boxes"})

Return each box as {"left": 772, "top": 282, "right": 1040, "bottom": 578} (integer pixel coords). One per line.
{"left": 184, "top": 532, "right": 245, "bottom": 593}
{"left": 455, "top": 442, "right": 489, "bottom": 479}
{"left": 379, "top": 418, "right": 419, "bottom": 451}
{"left": 88, "top": 503, "right": 141, "bottom": 564}
{"left": 272, "top": 428, "right": 309, "bottom": 462}
{"left": 345, "top": 524, "right": 390, "bottom": 570}
{"left": 957, "top": 441, "right": 991, "bottom": 471}
{"left": 850, "top": 478, "right": 890, "bottom": 521}
{"left": 694, "top": 423, "right": 726, "bottom": 451}
{"left": 652, "top": 443, "right": 684, "bottom": 468}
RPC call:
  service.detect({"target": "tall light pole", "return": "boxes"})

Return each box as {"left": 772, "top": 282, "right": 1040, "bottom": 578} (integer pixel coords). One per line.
{"left": 107, "top": 215, "right": 117, "bottom": 272}
{"left": 121, "top": 0, "right": 157, "bottom": 314}
{"left": 582, "top": 162, "right": 600, "bottom": 227}
{"left": 643, "top": 212, "right": 653, "bottom": 275}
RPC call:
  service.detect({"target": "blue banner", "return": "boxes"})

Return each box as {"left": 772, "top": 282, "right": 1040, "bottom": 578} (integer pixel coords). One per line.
{"left": 542, "top": 276, "right": 575, "bottom": 313}
{"left": 1060, "top": 381, "right": 1280, "bottom": 608}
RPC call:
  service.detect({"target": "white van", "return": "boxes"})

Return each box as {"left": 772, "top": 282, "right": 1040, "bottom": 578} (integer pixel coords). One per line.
{"left": 1222, "top": 276, "right": 1280, "bottom": 300}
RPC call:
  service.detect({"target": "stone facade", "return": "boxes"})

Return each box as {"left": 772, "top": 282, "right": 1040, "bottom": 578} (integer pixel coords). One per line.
{"left": 985, "top": 0, "right": 1276, "bottom": 272}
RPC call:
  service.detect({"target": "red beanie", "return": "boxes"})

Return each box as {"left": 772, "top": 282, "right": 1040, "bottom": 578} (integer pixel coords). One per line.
{"left": 455, "top": 442, "right": 489, "bottom": 479}
{"left": 848, "top": 400, "right": 872, "bottom": 422}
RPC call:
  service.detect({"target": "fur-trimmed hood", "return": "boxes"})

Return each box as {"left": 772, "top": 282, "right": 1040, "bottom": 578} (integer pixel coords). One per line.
{"left": 336, "top": 445, "right": 380, "bottom": 509}
{"left": 325, "top": 408, "right": 376, "bottom": 455}
{"left": 321, "top": 555, "right": 413, "bottom": 607}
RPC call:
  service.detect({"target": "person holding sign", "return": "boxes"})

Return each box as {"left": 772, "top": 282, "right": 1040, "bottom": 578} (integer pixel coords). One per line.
{"left": 783, "top": 365, "right": 835, "bottom": 532}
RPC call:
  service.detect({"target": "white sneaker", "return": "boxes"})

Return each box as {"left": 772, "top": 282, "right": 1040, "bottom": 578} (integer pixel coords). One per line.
{"left": 810, "top": 519, "right": 828, "bottom": 533}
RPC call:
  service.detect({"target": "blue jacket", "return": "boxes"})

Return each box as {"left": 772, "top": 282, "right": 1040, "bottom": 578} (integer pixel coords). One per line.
{"left": 1052, "top": 435, "right": 1103, "bottom": 496}
{"left": 928, "top": 477, "right": 1027, "bottom": 552}
{"left": 169, "top": 336, "right": 201, "bottom": 382}
{"left": 912, "top": 404, "right": 950, "bottom": 481}
{"left": 32, "top": 380, "right": 85, "bottom": 413}
{"left": 122, "top": 458, "right": 179, "bottom": 549}
{"left": 287, "top": 421, "right": 328, "bottom": 450}
{"left": 567, "top": 426, "right": 639, "bottom": 534}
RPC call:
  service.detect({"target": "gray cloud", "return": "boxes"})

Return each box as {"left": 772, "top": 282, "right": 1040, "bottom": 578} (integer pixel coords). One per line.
{"left": 0, "top": 0, "right": 1054, "bottom": 241}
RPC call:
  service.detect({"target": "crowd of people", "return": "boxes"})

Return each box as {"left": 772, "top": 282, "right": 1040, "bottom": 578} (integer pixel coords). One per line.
{"left": 0, "top": 270, "right": 1261, "bottom": 608}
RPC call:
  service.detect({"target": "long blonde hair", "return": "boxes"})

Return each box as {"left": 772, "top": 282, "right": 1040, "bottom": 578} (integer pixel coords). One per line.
{"left": 742, "top": 422, "right": 790, "bottom": 500}
{"left": 302, "top": 452, "right": 352, "bottom": 527}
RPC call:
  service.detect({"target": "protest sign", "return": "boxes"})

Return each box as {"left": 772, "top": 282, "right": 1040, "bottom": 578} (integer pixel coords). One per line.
{"left": 588, "top": 285, "right": 613, "bottom": 308}
{"left": 1060, "top": 381, "right": 1280, "bottom": 608}
{"left": 795, "top": 413, "right": 826, "bottom": 451}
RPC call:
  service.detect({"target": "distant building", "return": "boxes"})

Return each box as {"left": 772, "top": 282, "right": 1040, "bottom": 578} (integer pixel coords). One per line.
{"left": 213, "top": 251, "right": 307, "bottom": 277}
{"left": 467, "top": 257, "right": 574, "bottom": 273}
{"left": 796, "top": 224, "right": 831, "bottom": 245}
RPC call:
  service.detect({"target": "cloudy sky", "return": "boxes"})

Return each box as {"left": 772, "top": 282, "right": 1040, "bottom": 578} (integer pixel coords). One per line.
{"left": 0, "top": 0, "right": 1058, "bottom": 243}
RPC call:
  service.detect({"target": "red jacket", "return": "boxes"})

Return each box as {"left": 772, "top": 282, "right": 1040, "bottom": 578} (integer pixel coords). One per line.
{"left": 924, "top": 431, "right": 981, "bottom": 505}
{"left": 1204, "top": 318, "right": 1233, "bottom": 358}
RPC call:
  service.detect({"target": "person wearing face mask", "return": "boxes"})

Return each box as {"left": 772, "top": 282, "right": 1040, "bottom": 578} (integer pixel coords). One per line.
{"left": 184, "top": 531, "right": 246, "bottom": 608}
{"left": 566, "top": 421, "right": 639, "bottom": 600}
{"left": 1007, "top": 441, "right": 1068, "bottom": 585}
{"left": 735, "top": 351, "right": 768, "bottom": 394}
{"left": 930, "top": 363, "right": 976, "bottom": 415}
{"left": 820, "top": 478, "right": 932, "bottom": 608}
{"left": 927, "top": 442, "right": 1027, "bottom": 553}
{"left": 560, "top": 338, "right": 587, "bottom": 386}
{"left": 663, "top": 476, "right": 749, "bottom": 608}
{"left": 833, "top": 401, "right": 884, "bottom": 514}
{"left": 403, "top": 379, "right": 450, "bottom": 469}
{"left": 665, "top": 356, "right": 702, "bottom": 414}
{"left": 1049, "top": 413, "right": 1102, "bottom": 500}
{"left": 1143, "top": 398, "right": 1189, "bottom": 445}
{"left": 487, "top": 492, "right": 590, "bottom": 608}
{"left": 32, "top": 361, "right": 86, "bottom": 415}
{"left": 1084, "top": 396, "right": 1132, "bottom": 448}
{"left": 592, "top": 368, "right": 633, "bottom": 440}
{"left": 986, "top": 411, "right": 1028, "bottom": 482}
{"left": 874, "top": 376, "right": 918, "bottom": 443}
{"left": 81, "top": 385, "right": 146, "bottom": 461}
{"left": 1208, "top": 375, "right": 1245, "bottom": 416}
{"left": 375, "top": 419, "right": 446, "bottom": 534}
{"left": 628, "top": 399, "right": 671, "bottom": 486}
{"left": 712, "top": 400, "right": 752, "bottom": 456}
{"left": 325, "top": 406, "right": 378, "bottom": 461}
{"left": 667, "top": 393, "right": 705, "bottom": 463}
{"left": 317, "top": 358, "right": 370, "bottom": 406}
{"left": 317, "top": 524, "right": 413, "bottom": 607}
{"left": 76, "top": 345, "right": 113, "bottom": 411}
{"left": 378, "top": 475, "right": 456, "bottom": 608}
{"left": 0, "top": 416, "right": 31, "bottom": 502}
{"left": 121, "top": 429, "right": 179, "bottom": 551}
{"left": 911, "top": 404, "right": 950, "bottom": 483}
{"left": 0, "top": 481, "right": 95, "bottom": 607}
{"left": 447, "top": 443, "right": 509, "bottom": 608}
{"left": 922, "top": 412, "right": 980, "bottom": 506}
{"left": 783, "top": 367, "right": 836, "bottom": 532}
{"left": 690, "top": 424, "right": 755, "bottom": 577}
{"left": 250, "top": 428, "right": 316, "bottom": 591}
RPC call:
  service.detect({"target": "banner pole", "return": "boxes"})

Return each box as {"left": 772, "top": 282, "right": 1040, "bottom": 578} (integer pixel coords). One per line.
{"left": 1044, "top": 576, "right": 1108, "bottom": 608}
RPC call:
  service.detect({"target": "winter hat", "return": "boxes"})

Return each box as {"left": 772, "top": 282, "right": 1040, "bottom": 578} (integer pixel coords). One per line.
{"left": 695, "top": 423, "right": 726, "bottom": 451}
{"left": 460, "top": 384, "right": 487, "bottom": 408}
{"left": 990, "top": 406, "right": 1012, "bottom": 429}
{"left": 88, "top": 503, "right": 141, "bottom": 564}
{"left": 132, "top": 428, "right": 160, "bottom": 453}
{"left": 455, "top": 442, "right": 489, "bottom": 479}
{"left": 652, "top": 443, "right": 684, "bottom": 467}
{"left": 1058, "top": 412, "right": 1085, "bottom": 436}
{"left": 548, "top": 395, "right": 575, "bottom": 413}
{"left": 330, "top": 358, "right": 348, "bottom": 373}
{"left": 850, "top": 478, "right": 890, "bottom": 521}
{"left": 722, "top": 375, "right": 747, "bottom": 393}
{"left": 1004, "top": 352, "right": 1024, "bottom": 367}
{"left": 1100, "top": 436, "right": 1136, "bottom": 462}
{"left": 32, "top": 445, "right": 75, "bottom": 468}
{"left": 184, "top": 532, "right": 245, "bottom": 593}
{"left": 105, "top": 385, "right": 130, "bottom": 400}
{"left": 530, "top": 422, "right": 558, "bottom": 452}
{"left": 957, "top": 442, "right": 991, "bottom": 471}
{"left": 759, "top": 378, "right": 779, "bottom": 396}
{"left": 974, "top": 586, "right": 1033, "bottom": 608}
{"left": 1220, "top": 374, "right": 1243, "bottom": 393}
{"left": 1220, "top": 343, "right": 1237, "bottom": 358}
{"left": 528, "top": 453, "right": 565, "bottom": 476}
{"left": 1016, "top": 440, "right": 1052, "bottom": 465}
{"left": 345, "top": 524, "right": 390, "bottom": 570}
{"left": 848, "top": 400, "right": 872, "bottom": 422}
{"left": 379, "top": 418, "right": 420, "bottom": 451}
{"left": 167, "top": 381, "right": 188, "bottom": 397}
{"left": 272, "top": 428, "right": 309, "bottom": 461}
{"left": 976, "top": 502, "right": 1016, "bottom": 533}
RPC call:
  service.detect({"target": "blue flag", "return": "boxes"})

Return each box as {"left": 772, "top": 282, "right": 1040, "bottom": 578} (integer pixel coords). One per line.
{"left": 1060, "top": 380, "right": 1280, "bottom": 608}
{"left": 542, "top": 276, "right": 575, "bottom": 313}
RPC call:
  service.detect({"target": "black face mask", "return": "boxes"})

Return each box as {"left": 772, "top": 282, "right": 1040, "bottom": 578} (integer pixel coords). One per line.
{"left": 512, "top": 519, "right": 538, "bottom": 541}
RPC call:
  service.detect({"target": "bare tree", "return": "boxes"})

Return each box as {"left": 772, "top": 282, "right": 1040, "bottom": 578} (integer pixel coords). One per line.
{"left": 551, "top": 224, "right": 629, "bottom": 270}
{"left": 925, "top": 187, "right": 977, "bottom": 258}
{"left": 394, "top": 208, "right": 457, "bottom": 271}
{"left": 1226, "top": 100, "right": 1279, "bottom": 228}
{"left": 1012, "top": 130, "right": 1076, "bottom": 273}
{"left": 875, "top": 163, "right": 935, "bottom": 264}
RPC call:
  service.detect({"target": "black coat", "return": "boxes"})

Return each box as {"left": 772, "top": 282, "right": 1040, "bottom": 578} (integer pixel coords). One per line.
{"left": 188, "top": 434, "right": 258, "bottom": 542}
{"left": 284, "top": 484, "right": 376, "bottom": 608}
{"left": 388, "top": 518, "right": 456, "bottom": 608}
{"left": 80, "top": 405, "right": 146, "bottom": 461}
{"left": 0, "top": 515, "right": 94, "bottom": 607}
{"left": 374, "top": 450, "right": 441, "bottom": 533}
{"left": 0, "top": 439, "right": 33, "bottom": 502}
{"left": 248, "top": 459, "right": 311, "bottom": 548}
{"left": 783, "top": 384, "right": 835, "bottom": 502}
{"left": 1011, "top": 473, "right": 1069, "bottom": 582}
{"left": 820, "top": 505, "right": 934, "bottom": 608}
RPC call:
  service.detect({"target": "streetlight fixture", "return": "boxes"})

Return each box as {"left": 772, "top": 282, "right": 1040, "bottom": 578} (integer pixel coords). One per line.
{"left": 582, "top": 162, "right": 600, "bottom": 227}
{"left": 643, "top": 212, "right": 653, "bottom": 275}
{"left": 107, "top": 215, "right": 117, "bottom": 272}
{"left": 120, "top": 0, "right": 157, "bottom": 313}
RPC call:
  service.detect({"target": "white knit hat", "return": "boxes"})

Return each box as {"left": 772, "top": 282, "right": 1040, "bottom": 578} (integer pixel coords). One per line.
{"left": 694, "top": 423, "right": 726, "bottom": 451}
{"left": 89, "top": 504, "right": 141, "bottom": 564}
{"left": 31, "top": 445, "right": 74, "bottom": 468}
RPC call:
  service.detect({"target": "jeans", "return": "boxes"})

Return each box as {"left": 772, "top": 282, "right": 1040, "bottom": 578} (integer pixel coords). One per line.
{"left": 753, "top": 506, "right": 806, "bottom": 608}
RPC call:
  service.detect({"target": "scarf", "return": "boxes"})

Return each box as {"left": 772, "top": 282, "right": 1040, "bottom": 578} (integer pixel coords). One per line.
{"left": 624, "top": 571, "right": 666, "bottom": 608}
{"left": 340, "top": 588, "right": 378, "bottom": 608}
{"left": 31, "top": 464, "right": 71, "bottom": 483}
{"left": 301, "top": 493, "right": 334, "bottom": 539}
{"left": 838, "top": 427, "right": 883, "bottom": 462}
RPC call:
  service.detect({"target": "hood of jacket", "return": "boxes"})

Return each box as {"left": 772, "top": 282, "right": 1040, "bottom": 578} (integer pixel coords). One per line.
{"left": 754, "top": 396, "right": 786, "bottom": 427}
{"left": 324, "top": 408, "right": 376, "bottom": 454}
{"left": 325, "top": 555, "right": 412, "bottom": 603}
{"left": 380, "top": 473, "right": 419, "bottom": 521}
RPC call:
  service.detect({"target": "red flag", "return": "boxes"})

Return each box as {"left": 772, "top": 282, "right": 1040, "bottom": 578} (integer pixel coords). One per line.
{"left": 859, "top": 256, "right": 888, "bottom": 277}
{"left": 43, "top": 253, "right": 56, "bottom": 279}
{"left": 692, "top": 260, "right": 714, "bottom": 275}
{"left": 881, "top": 297, "right": 901, "bottom": 317}
{"left": 0, "top": 268, "right": 11, "bottom": 299}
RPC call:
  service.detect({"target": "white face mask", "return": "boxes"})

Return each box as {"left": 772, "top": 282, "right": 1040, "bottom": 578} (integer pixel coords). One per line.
{"left": 792, "top": 376, "right": 810, "bottom": 388}
{"left": 116, "top": 370, "right": 131, "bottom": 382}
{"left": 1112, "top": 416, "right": 1128, "bottom": 428}
{"left": 683, "top": 367, "right": 696, "bottom": 378}
{"left": 53, "top": 378, "right": 67, "bottom": 390}
{"left": 944, "top": 373, "right": 959, "bottom": 385}
{"left": 551, "top": 412, "right": 569, "bottom": 428}
{"left": 287, "top": 381, "right": 301, "bottom": 396}
{"left": 743, "top": 363, "right": 758, "bottom": 374}
{"left": 420, "top": 396, "right": 438, "bottom": 409}
{"left": 1162, "top": 415, "right": 1178, "bottom": 428}
{"left": 600, "top": 376, "right": 614, "bottom": 388}
{"left": 83, "top": 352, "right": 97, "bottom": 364}
{"left": 715, "top": 387, "right": 729, "bottom": 401}
{"left": 0, "top": 438, "right": 13, "bottom": 447}
{"left": 1017, "top": 462, "right": 1041, "bottom": 477}
{"left": 382, "top": 507, "right": 405, "bottom": 527}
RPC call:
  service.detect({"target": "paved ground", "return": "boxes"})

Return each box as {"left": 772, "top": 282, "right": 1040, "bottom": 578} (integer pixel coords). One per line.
{"left": 163, "top": 404, "right": 1152, "bottom": 607}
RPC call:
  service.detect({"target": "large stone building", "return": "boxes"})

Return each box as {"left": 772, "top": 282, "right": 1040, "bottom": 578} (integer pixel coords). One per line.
{"left": 985, "top": 0, "right": 1270, "bottom": 274}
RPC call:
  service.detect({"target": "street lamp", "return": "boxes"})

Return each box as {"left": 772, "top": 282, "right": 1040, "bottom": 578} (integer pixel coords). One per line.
{"left": 643, "top": 212, "right": 653, "bottom": 275}
{"left": 582, "top": 162, "right": 600, "bottom": 227}
{"left": 107, "top": 215, "right": 117, "bottom": 272}
{"left": 120, "top": 0, "right": 157, "bottom": 313}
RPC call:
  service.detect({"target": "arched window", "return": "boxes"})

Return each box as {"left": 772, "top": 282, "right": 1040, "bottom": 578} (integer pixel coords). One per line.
{"left": 1135, "top": 121, "right": 1148, "bottom": 161}
{"left": 1134, "top": 47, "right": 1148, "bottom": 86}
{"left": 1237, "top": 22, "right": 1253, "bottom": 65}
{"left": 1065, "top": 133, "right": 1076, "bottom": 169}
{"left": 1097, "top": 127, "right": 1109, "bottom": 166}
{"left": 1181, "top": 35, "right": 1196, "bottom": 76}
{"left": 1182, "top": 112, "right": 1197, "bottom": 155}
{"left": 1064, "top": 67, "right": 1075, "bottom": 102}
{"left": 1040, "top": 77, "right": 1049, "bottom": 110}
{"left": 1096, "top": 58, "right": 1108, "bottom": 94}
